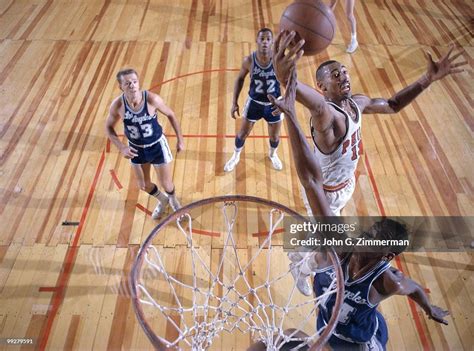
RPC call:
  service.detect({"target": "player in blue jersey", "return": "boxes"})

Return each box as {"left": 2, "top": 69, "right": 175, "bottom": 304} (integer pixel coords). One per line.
{"left": 267, "top": 43, "right": 450, "bottom": 350}
{"left": 224, "top": 28, "right": 284, "bottom": 172}
{"left": 106, "top": 68, "right": 184, "bottom": 219}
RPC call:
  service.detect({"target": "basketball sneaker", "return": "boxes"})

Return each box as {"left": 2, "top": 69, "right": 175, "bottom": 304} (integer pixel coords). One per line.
{"left": 224, "top": 152, "right": 240, "bottom": 172}
{"left": 152, "top": 193, "right": 169, "bottom": 219}
{"left": 346, "top": 38, "right": 358, "bottom": 53}
{"left": 290, "top": 263, "right": 313, "bottom": 296}
{"left": 269, "top": 153, "right": 283, "bottom": 170}
{"left": 169, "top": 196, "right": 181, "bottom": 212}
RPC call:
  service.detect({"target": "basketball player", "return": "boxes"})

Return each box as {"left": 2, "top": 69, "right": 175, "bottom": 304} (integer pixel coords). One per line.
{"left": 268, "top": 67, "right": 450, "bottom": 351}
{"left": 105, "top": 68, "right": 184, "bottom": 219}
{"left": 330, "top": 0, "right": 358, "bottom": 53}
{"left": 224, "top": 28, "right": 284, "bottom": 172}
{"left": 274, "top": 31, "right": 466, "bottom": 217}
{"left": 274, "top": 31, "right": 466, "bottom": 295}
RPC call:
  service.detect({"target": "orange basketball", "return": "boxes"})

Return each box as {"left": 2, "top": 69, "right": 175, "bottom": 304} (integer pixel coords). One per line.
{"left": 280, "top": 0, "right": 336, "bottom": 56}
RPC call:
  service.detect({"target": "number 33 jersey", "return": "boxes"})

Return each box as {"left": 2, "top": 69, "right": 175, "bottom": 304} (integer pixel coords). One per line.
{"left": 122, "top": 91, "right": 163, "bottom": 147}
{"left": 248, "top": 51, "right": 281, "bottom": 103}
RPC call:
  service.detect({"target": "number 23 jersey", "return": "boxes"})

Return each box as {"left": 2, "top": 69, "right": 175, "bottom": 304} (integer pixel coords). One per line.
{"left": 122, "top": 90, "right": 163, "bottom": 147}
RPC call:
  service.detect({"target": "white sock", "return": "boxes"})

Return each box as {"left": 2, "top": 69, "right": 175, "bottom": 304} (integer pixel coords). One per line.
{"left": 269, "top": 147, "right": 277, "bottom": 157}
{"left": 234, "top": 147, "right": 243, "bottom": 155}
{"left": 351, "top": 33, "right": 357, "bottom": 42}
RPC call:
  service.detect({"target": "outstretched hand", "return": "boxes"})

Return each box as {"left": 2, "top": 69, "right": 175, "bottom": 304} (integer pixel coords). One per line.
{"left": 425, "top": 45, "right": 467, "bottom": 83}
{"left": 427, "top": 305, "right": 450, "bottom": 325}
{"left": 273, "top": 30, "right": 305, "bottom": 86}
{"left": 268, "top": 67, "right": 298, "bottom": 117}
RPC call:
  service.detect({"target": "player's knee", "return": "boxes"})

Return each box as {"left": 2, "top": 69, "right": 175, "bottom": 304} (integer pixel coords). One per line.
{"left": 163, "top": 182, "right": 174, "bottom": 193}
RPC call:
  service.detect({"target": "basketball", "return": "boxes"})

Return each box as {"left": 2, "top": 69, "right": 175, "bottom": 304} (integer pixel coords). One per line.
{"left": 280, "top": 0, "right": 336, "bottom": 56}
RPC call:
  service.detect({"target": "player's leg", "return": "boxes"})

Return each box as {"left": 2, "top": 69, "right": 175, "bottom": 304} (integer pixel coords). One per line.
{"left": 131, "top": 162, "right": 169, "bottom": 219}
{"left": 345, "top": 0, "right": 358, "bottom": 53}
{"left": 150, "top": 135, "right": 181, "bottom": 213}
{"left": 224, "top": 114, "right": 256, "bottom": 172}
{"left": 267, "top": 120, "right": 283, "bottom": 170}
{"left": 153, "top": 162, "right": 181, "bottom": 212}
{"left": 324, "top": 176, "right": 356, "bottom": 216}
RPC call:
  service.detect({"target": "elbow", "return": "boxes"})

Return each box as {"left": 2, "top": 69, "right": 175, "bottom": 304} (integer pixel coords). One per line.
{"left": 387, "top": 99, "right": 401, "bottom": 113}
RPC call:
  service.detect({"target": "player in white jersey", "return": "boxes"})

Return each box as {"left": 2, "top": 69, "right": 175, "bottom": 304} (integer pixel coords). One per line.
{"left": 272, "top": 31, "right": 467, "bottom": 295}
{"left": 307, "top": 98, "right": 361, "bottom": 216}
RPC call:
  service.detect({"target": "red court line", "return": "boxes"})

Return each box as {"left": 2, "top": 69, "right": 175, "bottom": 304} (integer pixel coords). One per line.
{"left": 38, "top": 151, "right": 105, "bottom": 350}
{"left": 395, "top": 256, "right": 432, "bottom": 351}
{"left": 150, "top": 68, "right": 240, "bottom": 91}
{"left": 192, "top": 228, "right": 220, "bottom": 237}
{"left": 136, "top": 203, "right": 152, "bottom": 216}
{"left": 38, "top": 287, "right": 59, "bottom": 292}
{"left": 109, "top": 169, "right": 123, "bottom": 190}
{"left": 136, "top": 205, "right": 220, "bottom": 236}
{"left": 252, "top": 228, "right": 285, "bottom": 237}
{"left": 364, "top": 154, "right": 431, "bottom": 351}
{"left": 363, "top": 154, "right": 385, "bottom": 216}
{"left": 165, "top": 134, "right": 313, "bottom": 139}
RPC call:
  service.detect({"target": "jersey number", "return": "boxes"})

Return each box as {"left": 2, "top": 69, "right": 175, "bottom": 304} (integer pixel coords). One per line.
{"left": 337, "top": 303, "right": 356, "bottom": 325}
{"left": 127, "top": 124, "right": 153, "bottom": 139}
{"left": 255, "top": 79, "right": 276, "bottom": 94}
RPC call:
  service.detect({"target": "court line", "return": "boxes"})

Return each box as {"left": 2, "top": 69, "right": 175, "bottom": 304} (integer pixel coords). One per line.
{"left": 38, "top": 151, "right": 105, "bottom": 350}
{"left": 38, "top": 65, "right": 432, "bottom": 349}
{"left": 110, "top": 169, "right": 123, "bottom": 190}
{"left": 149, "top": 68, "right": 240, "bottom": 91}
{"left": 136, "top": 203, "right": 152, "bottom": 216}
{"left": 165, "top": 134, "right": 313, "bottom": 139}
{"left": 364, "top": 153, "right": 432, "bottom": 351}
{"left": 135, "top": 203, "right": 220, "bottom": 237}
{"left": 252, "top": 228, "right": 285, "bottom": 237}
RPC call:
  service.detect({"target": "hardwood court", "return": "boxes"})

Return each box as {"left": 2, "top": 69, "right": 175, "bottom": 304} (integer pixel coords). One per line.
{"left": 0, "top": 0, "right": 472, "bottom": 350}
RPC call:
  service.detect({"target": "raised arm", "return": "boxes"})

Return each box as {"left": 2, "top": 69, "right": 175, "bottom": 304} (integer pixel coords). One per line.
{"left": 149, "top": 92, "right": 184, "bottom": 152}
{"left": 354, "top": 46, "right": 467, "bottom": 114}
{"left": 230, "top": 56, "right": 251, "bottom": 119}
{"left": 273, "top": 31, "right": 336, "bottom": 132}
{"left": 268, "top": 68, "right": 334, "bottom": 217}
{"left": 105, "top": 98, "right": 138, "bottom": 159}
{"left": 378, "top": 268, "right": 450, "bottom": 325}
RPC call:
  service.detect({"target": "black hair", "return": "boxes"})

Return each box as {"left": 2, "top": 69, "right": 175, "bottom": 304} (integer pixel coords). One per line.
{"left": 366, "top": 218, "right": 409, "bottom": 255}
{"left": 257, "top": 27, "right": 273, "bottom": 37}
{"left": 316, "top": 60, "right": 339, "bottom": 81}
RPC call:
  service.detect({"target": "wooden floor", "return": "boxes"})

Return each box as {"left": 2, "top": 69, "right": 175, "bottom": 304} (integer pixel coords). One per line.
{"left": 0, "top": 0, "right": 472, "bottom": 350}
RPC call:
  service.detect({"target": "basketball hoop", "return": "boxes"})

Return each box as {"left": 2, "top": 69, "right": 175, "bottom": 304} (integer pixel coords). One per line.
{"left": 131, "top": 195, "right": 344, "bottom": 350}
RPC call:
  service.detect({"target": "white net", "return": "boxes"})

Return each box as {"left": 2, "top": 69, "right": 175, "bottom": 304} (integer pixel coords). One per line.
{"left": 132, "top": 198, "right": 342, "bottom": 350}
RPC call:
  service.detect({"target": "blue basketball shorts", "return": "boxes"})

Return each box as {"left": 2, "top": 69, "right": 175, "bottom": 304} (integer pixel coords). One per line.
{"left": 242, "top": 97, "right": 283, "bottom": 124}
{"left": 129, "top": 135, "right": 173, "bottom": 165}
